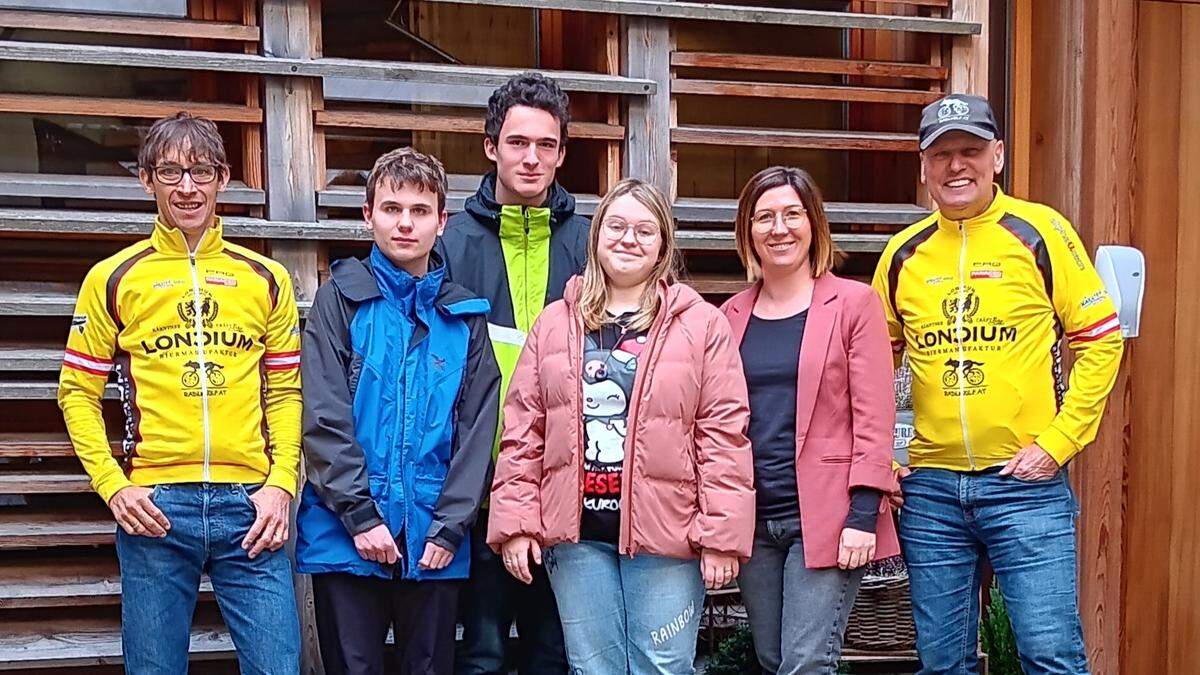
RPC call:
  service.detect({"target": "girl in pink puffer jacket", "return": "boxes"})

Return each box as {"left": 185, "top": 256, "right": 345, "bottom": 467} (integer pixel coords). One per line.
{"left": 487, "top": 178, "right": 755, "bottom": 675}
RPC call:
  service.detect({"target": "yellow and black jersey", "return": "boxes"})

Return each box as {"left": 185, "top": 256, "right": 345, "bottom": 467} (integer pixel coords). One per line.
{"left": 872, "top": 187, "right": 1123, "bottom": 471}
{"left": 58, "top": 216, "right": 302, "bottom": 502}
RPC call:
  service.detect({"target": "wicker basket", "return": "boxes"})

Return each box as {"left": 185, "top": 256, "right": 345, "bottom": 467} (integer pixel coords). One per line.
{"left": 844, "top": 556, "right": 916, "bottom": 651}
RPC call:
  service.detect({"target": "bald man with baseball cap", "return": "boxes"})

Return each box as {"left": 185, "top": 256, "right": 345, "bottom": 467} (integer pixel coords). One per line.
{"left": 872, "top": 94, "right": 1123, "bottom": 675}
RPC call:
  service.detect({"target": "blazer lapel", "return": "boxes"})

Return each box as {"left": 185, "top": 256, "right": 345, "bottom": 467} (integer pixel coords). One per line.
{"left": 794, "top": 274, "right": 839, "bottom": 447}
{"left": 724, "top": 282, "right": 761, "bottom": 345}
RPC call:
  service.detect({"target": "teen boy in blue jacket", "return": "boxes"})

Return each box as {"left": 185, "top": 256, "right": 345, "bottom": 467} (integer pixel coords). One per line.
{"left": 296, "top": 147, "right": 501, "bottom": 674}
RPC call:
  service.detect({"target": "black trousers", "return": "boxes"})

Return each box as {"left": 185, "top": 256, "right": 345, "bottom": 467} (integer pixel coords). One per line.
{"left": 455, "top": 515, "right": 567, "bottom": 675}
{"left": 313, "top": 572, "right": 461, "bottom": 675}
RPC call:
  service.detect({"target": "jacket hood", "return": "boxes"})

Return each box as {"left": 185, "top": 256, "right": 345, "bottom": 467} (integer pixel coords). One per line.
{"left": 463, "top": 172, "right": 578, "bottom": 229}
{"left": 562, "top": 275, "right": 704, "bottom": 319}
{"left": 330, "top": 248, "right": 488, "bottom": 316}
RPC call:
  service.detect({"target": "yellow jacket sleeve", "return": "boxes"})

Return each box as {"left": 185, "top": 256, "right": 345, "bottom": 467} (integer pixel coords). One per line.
{"left": 58, "top": 264, "right": 131, "bottom": 503}
{"left": 871, "top": 246, "right": 906, "bottom": 367}
{"left": 1035, "top": 211, "right": 1125, "bottom": 464}
{"left": 261, "top": 269, "right": 303, "bottom": 496}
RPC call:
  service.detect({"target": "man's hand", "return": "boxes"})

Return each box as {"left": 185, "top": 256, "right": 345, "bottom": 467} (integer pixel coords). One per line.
{"left": 999, "top": 443, "right": 1059, "bottom": 481}
{"left": 241, "top": 486, "right": 292, "bottom": 559}
{"left": 419, "top": 542, "right": 454, "bottom": 571}
{"left": 353, "top": 524, "right": 401, "bottom": 564}
{"left": 889, "top": 465, "right": 912, "bottom": 509}
{"left": 109, "top": 486, "right": 170, "bottom": 537}
{"left": 701, "top": 549, "right": 740, "bottom": 590}
{"left": 838, "top": 528, "right": 877, "bottom": 570}
{"left": 501, "top": 535, "right": 542, "bottom": 585}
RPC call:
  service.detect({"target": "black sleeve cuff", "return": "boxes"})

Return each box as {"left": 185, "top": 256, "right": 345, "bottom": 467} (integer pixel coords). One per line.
{"left": 844, "top": 487, "right": 882, "bottom": 534}
{"left": 340, "top": 500, "right": 385, "bottom": 536}
{"left": 425, "top": 520, "right": 463, "bottom": 553}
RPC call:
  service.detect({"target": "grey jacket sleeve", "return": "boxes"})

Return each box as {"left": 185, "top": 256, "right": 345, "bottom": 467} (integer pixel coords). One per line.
{"left": 301, "top": 283, "right": 385, "bottom": 536}
{"left": 426, "top": 314, "right": 501, "bottom": 553}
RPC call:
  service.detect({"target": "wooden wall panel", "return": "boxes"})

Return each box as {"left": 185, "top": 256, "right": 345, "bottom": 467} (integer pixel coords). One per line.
{"left": 1074, "top": 2, "right": 1137, "bottom": 673}
{"left": 1161, "top": 10, "right": 1200, "bottom": 674}
{"left": 1125, "top": 3, "right": 1200, "bottom": 674}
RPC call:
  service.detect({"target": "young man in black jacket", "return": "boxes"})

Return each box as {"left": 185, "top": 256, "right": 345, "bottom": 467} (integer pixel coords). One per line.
{"left": 437, "top": 71, "right": 588, "bottom": 675}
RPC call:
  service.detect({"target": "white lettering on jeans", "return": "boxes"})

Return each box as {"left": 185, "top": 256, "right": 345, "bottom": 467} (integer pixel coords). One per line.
{"left": 650, "top": 600, "right": 696, "bottom": 646}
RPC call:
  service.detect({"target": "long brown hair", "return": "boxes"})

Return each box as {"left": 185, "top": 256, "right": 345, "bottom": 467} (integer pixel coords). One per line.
{"left": 733, "top": 166, "right": 842, "bottom": 281}
{"left": 579, "top": 178, "right": 681, "bottom": 332}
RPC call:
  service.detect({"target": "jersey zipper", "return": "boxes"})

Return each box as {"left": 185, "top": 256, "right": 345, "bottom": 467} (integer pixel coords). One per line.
{"left": 523, "top": 207, "right": 532, "bottom": 331}
{"left": 180, "top": 230, "right": 214, "bottom": 482}
{"left": 956, "top": 221, "right": 977, "bottom": 470}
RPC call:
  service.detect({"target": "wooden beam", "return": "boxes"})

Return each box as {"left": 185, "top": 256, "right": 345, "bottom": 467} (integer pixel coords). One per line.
{"left": 673, "top": 198, "right": 928, "bottom": 224}
{"left": 0, "top": 473, "right": 91, "bottom": 495}
{"left": 0, "top": 557, "right": 214, "bottom": 609}
{"left": 0, "top": 173, "right": 264, "bottom": 204}
{"left": 947, "top": 0, "right": 989, "bottom": 96}
{"left": 675, "top": 229, "right": 890, "bottom": 253}
{"left": 261, "top": 3, "right": 323, "bottom": 671}
{"left": 0, "top": 40, "right": 656, "bottom": 96}
{"left": 0, "top": 620, "right": 232, "bottom": 669}
{"left": 685, "top": 274, "right": 751, "bottom": 296}
{"left": 0, "top": 209, "right": 360, "bottom": 240}
{"left": 0, "top": 510, "right": 114, "bottom": 548}
{"left": 0, "top": 281, "right": 312, "bottom": 318}
{"left": 314, "top": 110, "right": 624, "bottom": 140}
{"left": 672, "top": 125, "right": 918, "bottom": 152}
{"left": 0, "top": 93, "right": 261, "bottom": 123}
{"left": 1010, "top": 0, "right": 1033, "bottom": 197}
{"left": 670, "top": 51, "right": 947, "bottom": 80}
{"left": 420, "top": 0, "right": 980, "bottom": 34}
{"left": 0, "top": 435, "right": 117, "bottom": 458}
{"left": 0, "top": 8, "right": 260, "bottom": 42}
{"left": 671, "top": 78, "right": 942, "bottom": 105}
{"left": 623, "top": 10, "right": 675, "bottom": 198}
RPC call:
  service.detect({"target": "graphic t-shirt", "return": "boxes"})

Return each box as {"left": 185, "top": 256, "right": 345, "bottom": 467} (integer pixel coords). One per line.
{"left": 579, "top": 312, "right": 648, "bottom": 543}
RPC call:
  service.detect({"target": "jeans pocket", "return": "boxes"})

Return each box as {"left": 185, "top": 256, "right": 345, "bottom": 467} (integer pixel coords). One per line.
{"left": 234, "top": 483, "right": 262, "bottom": 507}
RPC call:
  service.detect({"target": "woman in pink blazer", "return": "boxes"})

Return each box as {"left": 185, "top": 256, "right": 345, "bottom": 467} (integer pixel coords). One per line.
{"left": 720, "top": 166, "right": 900, "bottom": 675}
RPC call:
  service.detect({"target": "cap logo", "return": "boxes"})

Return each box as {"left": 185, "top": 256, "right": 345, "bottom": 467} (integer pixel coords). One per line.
{"left": 937, "top": 98, "right": 971, "bottom": 122}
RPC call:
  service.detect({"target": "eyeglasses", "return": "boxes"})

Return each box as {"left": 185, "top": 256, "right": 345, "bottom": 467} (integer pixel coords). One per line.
{"left": 601, "top": 218, "right": 659, "bottom": 245}
{"left": 152, "top": 164, "right": 221, "bottom": 186}
{"left": 750, "top": 207, "right": 808, "bottom": 233}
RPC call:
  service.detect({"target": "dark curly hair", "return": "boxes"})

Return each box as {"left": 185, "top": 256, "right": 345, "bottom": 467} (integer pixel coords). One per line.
{"left": 484, "top": 71, "right": 571, "bottom": 147}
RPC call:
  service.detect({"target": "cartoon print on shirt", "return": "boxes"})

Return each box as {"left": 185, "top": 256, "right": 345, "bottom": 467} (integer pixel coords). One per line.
{"left": 581, "top": 330, "right": 646, "bottom": 515}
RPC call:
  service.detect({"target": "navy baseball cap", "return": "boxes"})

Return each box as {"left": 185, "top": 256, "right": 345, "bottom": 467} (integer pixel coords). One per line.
{"left": 918, "top": 94, "right": 999, "bottom": 151}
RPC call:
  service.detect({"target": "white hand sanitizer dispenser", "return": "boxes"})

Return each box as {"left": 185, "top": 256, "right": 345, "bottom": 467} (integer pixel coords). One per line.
{"left": 1094, "top": 245, "right": 1145, "bottom": 339}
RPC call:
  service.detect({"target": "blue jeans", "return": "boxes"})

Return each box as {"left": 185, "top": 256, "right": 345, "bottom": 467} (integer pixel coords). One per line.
{"left": 899, "top": 468, "right": 1089, "bottom": 675}
{"left": 544, "top": 540, "right": 706, "bottom": 675}
{"left": 739, "top": 516, "right": 864, "bottom": 674}
{"left": 116, "top": 483, "right": 301, "bottom": 674}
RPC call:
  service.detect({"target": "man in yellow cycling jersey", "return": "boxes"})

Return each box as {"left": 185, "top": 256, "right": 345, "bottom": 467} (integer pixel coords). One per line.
{"left": 872, "top": 95, "right": 1123, "bottom": 675}
{"left": 58, "top": 113, "right": 301, "bottom": 672}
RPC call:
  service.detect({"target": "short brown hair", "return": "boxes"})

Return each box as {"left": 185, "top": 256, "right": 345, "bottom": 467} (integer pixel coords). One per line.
{"left": 365, "top": 147, "right": 448, "bottom": 212}
{"left": 734, "top": 166, "right": 842, "bottom": 280}
{"left": 138, "top": 111, "right": 228, "bottom": 176}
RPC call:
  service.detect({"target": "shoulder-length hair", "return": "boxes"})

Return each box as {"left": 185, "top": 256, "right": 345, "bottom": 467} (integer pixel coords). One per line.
{"left": 579, "top": 178, "right": 681, "bottom": 332}
{"left": 733, "top": 166, "right": 842, "bottom": 281}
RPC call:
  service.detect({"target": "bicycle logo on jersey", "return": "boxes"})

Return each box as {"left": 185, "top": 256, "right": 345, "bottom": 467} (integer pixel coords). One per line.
{"left": 181, "top": 360, "right": 226, "bottom": 388}
{"left": 942, "top": 358, "right": 985, "bottom": 388}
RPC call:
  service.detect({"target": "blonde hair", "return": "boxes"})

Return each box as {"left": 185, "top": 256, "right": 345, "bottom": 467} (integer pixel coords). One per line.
{"left": 733, "top": 166, "right": 842, "bottom": 281}
{"left": 579, "top": 178, "right": 681, "bottom": 332}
